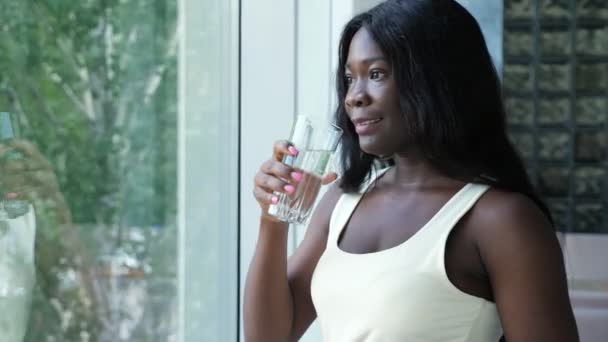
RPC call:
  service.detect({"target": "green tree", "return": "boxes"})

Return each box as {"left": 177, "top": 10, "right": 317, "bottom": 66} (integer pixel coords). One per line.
{"left": 0, "top": 0, "right": 177, "bottom": 340}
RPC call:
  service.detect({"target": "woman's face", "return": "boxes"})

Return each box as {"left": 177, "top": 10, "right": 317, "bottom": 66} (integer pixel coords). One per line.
{"left": 344, "top": 27, "right": 408, "bottom": 157}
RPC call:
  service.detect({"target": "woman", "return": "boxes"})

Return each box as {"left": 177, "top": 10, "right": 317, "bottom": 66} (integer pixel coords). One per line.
{"left": 244, "top": 0, "right": 579, "bottom": 341}
{"left": 0, "top": 138, "right": 100, "bottom": 341}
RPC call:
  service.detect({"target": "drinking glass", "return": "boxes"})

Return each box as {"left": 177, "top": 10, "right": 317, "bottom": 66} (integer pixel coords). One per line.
{"left": 0, "top": 112, "right": 29, "bottom": 221}
{"left": 268, "top": 115, "right": 342, "bottom": 224}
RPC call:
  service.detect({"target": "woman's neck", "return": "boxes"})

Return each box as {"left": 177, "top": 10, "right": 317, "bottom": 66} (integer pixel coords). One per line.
{"left": 384, "top": 152, "right": 455, "bottom": 189}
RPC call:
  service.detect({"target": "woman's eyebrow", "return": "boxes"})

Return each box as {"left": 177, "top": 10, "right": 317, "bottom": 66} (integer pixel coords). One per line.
{"left": 345, "top": 56, "right": 388, "bottom": 68}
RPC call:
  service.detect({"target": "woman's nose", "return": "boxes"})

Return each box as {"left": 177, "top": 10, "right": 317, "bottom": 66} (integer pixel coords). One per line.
{"left": 345, "top": 82, "right": 371, "bottom": 108}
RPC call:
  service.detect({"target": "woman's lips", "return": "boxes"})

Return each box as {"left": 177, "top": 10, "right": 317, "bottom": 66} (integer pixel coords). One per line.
{"left": 354, "top": 118, "right": 383, "bottom": 135}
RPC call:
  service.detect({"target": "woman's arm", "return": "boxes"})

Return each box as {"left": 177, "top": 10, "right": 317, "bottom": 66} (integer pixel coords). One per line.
{"left": 243, "top": 182, "right": 341, "bottom": 342}
{"left": 243, "top": 139, "right": 341, "bottom": 341}
{"left": 472, "top": 190, "right": 579, "bottom": 342}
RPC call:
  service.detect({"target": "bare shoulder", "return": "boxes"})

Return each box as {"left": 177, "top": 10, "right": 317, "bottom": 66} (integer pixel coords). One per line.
{"left": 463, "top": 188, "right": 579, "bottom": 341}
{"left": 465, "top": 187, "right": 555, "bottom": 247}
{"left": 462, "top": 187, "right": 563, "bottom": 280}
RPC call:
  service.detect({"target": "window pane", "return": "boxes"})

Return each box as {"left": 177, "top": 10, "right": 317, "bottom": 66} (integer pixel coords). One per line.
{"left": 0, "top": 1, "right": 179, "bottom": 340}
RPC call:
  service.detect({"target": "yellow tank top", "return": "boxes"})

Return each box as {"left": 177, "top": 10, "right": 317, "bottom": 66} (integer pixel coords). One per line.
{"left": 310, "top": 168, "right": 503, "bottom": 341}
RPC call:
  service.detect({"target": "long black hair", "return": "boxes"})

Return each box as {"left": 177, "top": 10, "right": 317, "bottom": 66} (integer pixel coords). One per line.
{"left": 335, "top": 0, "right": 552, "bottom": 223}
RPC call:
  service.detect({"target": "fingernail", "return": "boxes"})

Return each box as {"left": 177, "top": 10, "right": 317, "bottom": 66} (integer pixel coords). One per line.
{"left": 4, "top": 192, "right": 17, "bottom": 199}
{"left": 288, "top": 146, "right": 299, "bottom": 155}
{"left": 271, "top": 196, "right": 279, "bottom": 204}
{"left": 291, "top": 172, "right": 302, "bottom": 182}
{"left": 284, "top": 185, "right": 295, "bottom": 194}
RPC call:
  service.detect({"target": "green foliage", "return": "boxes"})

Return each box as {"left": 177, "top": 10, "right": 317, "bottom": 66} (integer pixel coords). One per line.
{"left": 0, "top": 0, "right": 178, "bottom": 340}
{"left": 0, "top": 0, "right": 177, "bottom": 225}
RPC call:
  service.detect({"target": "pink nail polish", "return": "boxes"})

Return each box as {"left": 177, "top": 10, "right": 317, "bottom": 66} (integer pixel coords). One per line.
{"left": 288, "top": 146, "right": 299, "bottom": 155}
{"left": 271, "top": 196, "right": 279, "bottom": 204}
{"left": 291, "top": 172, "right": 302, "bottom": 182}
{"left": 284, "top": 185, "right": 295, "bottom": 194}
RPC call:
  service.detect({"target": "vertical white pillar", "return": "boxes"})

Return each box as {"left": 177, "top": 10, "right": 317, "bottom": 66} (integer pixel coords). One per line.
{"left": 178, "top": 0, "right": 240, "bottom": 341}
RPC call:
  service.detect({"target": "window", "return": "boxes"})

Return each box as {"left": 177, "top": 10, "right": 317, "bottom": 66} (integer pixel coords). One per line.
{"left": 0, "top": 0, "right": 240, "bottom": 340}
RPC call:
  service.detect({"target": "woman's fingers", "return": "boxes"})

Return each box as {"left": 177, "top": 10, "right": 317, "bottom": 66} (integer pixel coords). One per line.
{"left": 0, "top": 141, "right": 68, "bottom": 206}
{"left": 0, "top": 140, "right": 53, "bottom": 170}
{"left": 260, "top": 159, "right": 302, "bottom": 182}
{"left": 253, "top": 140, "right": 305, "bottom": 210}
{"left": 0, "top": 169, "right": 61, "bottom": 202}
{"left": 1, "top": 170, "right": 58, "bottom": 190}
{"left": 253, "top": 186, "right": 279, "bottom": 205}
{"left": 272, "top": 140, "right": 298, "bottom": 162}
{"left": 321, "top": 172, "right": 338, "bottom": 185}
{"left": 254, "top": 170, "right": 298, "bottom": 195}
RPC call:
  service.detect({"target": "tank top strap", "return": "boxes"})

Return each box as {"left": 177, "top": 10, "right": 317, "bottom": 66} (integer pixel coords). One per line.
{"left": 430, "top": 182, "right": 491, "bottom": 239}
{"left": 428, "top": 183, "right": 491, "bottom": 274}
{"left": 327, "top": 167, "right": 391, "bottom": 248}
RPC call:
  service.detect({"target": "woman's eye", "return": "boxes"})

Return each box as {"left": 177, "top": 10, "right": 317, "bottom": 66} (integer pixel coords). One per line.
{"left": 370, "top": 70, "right": 383, "bottom": 80}
{"left": 345, "top": 75, "right": 353, "bottom": 85}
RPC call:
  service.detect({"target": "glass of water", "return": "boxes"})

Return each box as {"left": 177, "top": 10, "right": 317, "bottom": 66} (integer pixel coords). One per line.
{"left": 0, "top": 112, "right": 29, "bottom": 221}
{"left": 268, "top": 115, "right": 342, "bottom": 224}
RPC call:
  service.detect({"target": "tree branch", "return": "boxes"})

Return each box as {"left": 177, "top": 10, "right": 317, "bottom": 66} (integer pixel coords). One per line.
{"left": 33, "top": 1, "right": 99, "bottom": 124}
{"left": 55, "top": 39, "right": 99, "bottom": 123}
{"left": 143, "top": 28, "right": 178, "bottom": 106}
{"left": 115, "top": 26, "right": 177, "bottom": 128}
{"left": 26, "top": 79, "right": 60, "bottom": 129}
{"left": 42, "top": 63, "right": 94, "bottom": 121}
{"left": 4, "top": 81, "right": 32, "bottom": 130}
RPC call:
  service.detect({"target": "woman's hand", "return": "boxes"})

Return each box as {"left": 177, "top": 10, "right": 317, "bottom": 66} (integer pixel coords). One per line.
{"left": 0, "top": 139, "right": 69, "bottom": 221}
{"left": 253, "top": 140, "right": 337, "bottom": 222}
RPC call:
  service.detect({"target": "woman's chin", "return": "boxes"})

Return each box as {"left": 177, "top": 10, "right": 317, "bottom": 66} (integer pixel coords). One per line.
{"left": 359, "top": 143, "right": 389, "bottom": 158}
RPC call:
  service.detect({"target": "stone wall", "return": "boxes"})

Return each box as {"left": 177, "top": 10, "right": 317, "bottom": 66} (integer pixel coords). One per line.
{"left": 504, "top": 0, "right": 607, "bottom": 233}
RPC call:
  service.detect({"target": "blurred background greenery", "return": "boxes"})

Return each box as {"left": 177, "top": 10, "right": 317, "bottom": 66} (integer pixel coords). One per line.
{"left": 0, "top": 0, "right": 178, "bottom": 340}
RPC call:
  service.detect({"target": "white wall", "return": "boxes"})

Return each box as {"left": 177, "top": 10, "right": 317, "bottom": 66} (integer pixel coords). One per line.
{"left": 239, "top": 0, "right": 297, "bottom": 340}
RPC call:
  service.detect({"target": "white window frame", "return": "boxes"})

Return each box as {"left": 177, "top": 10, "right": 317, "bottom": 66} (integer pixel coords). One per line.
{"left": 177, "top": 0, "right": 240, "bottom": 341}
